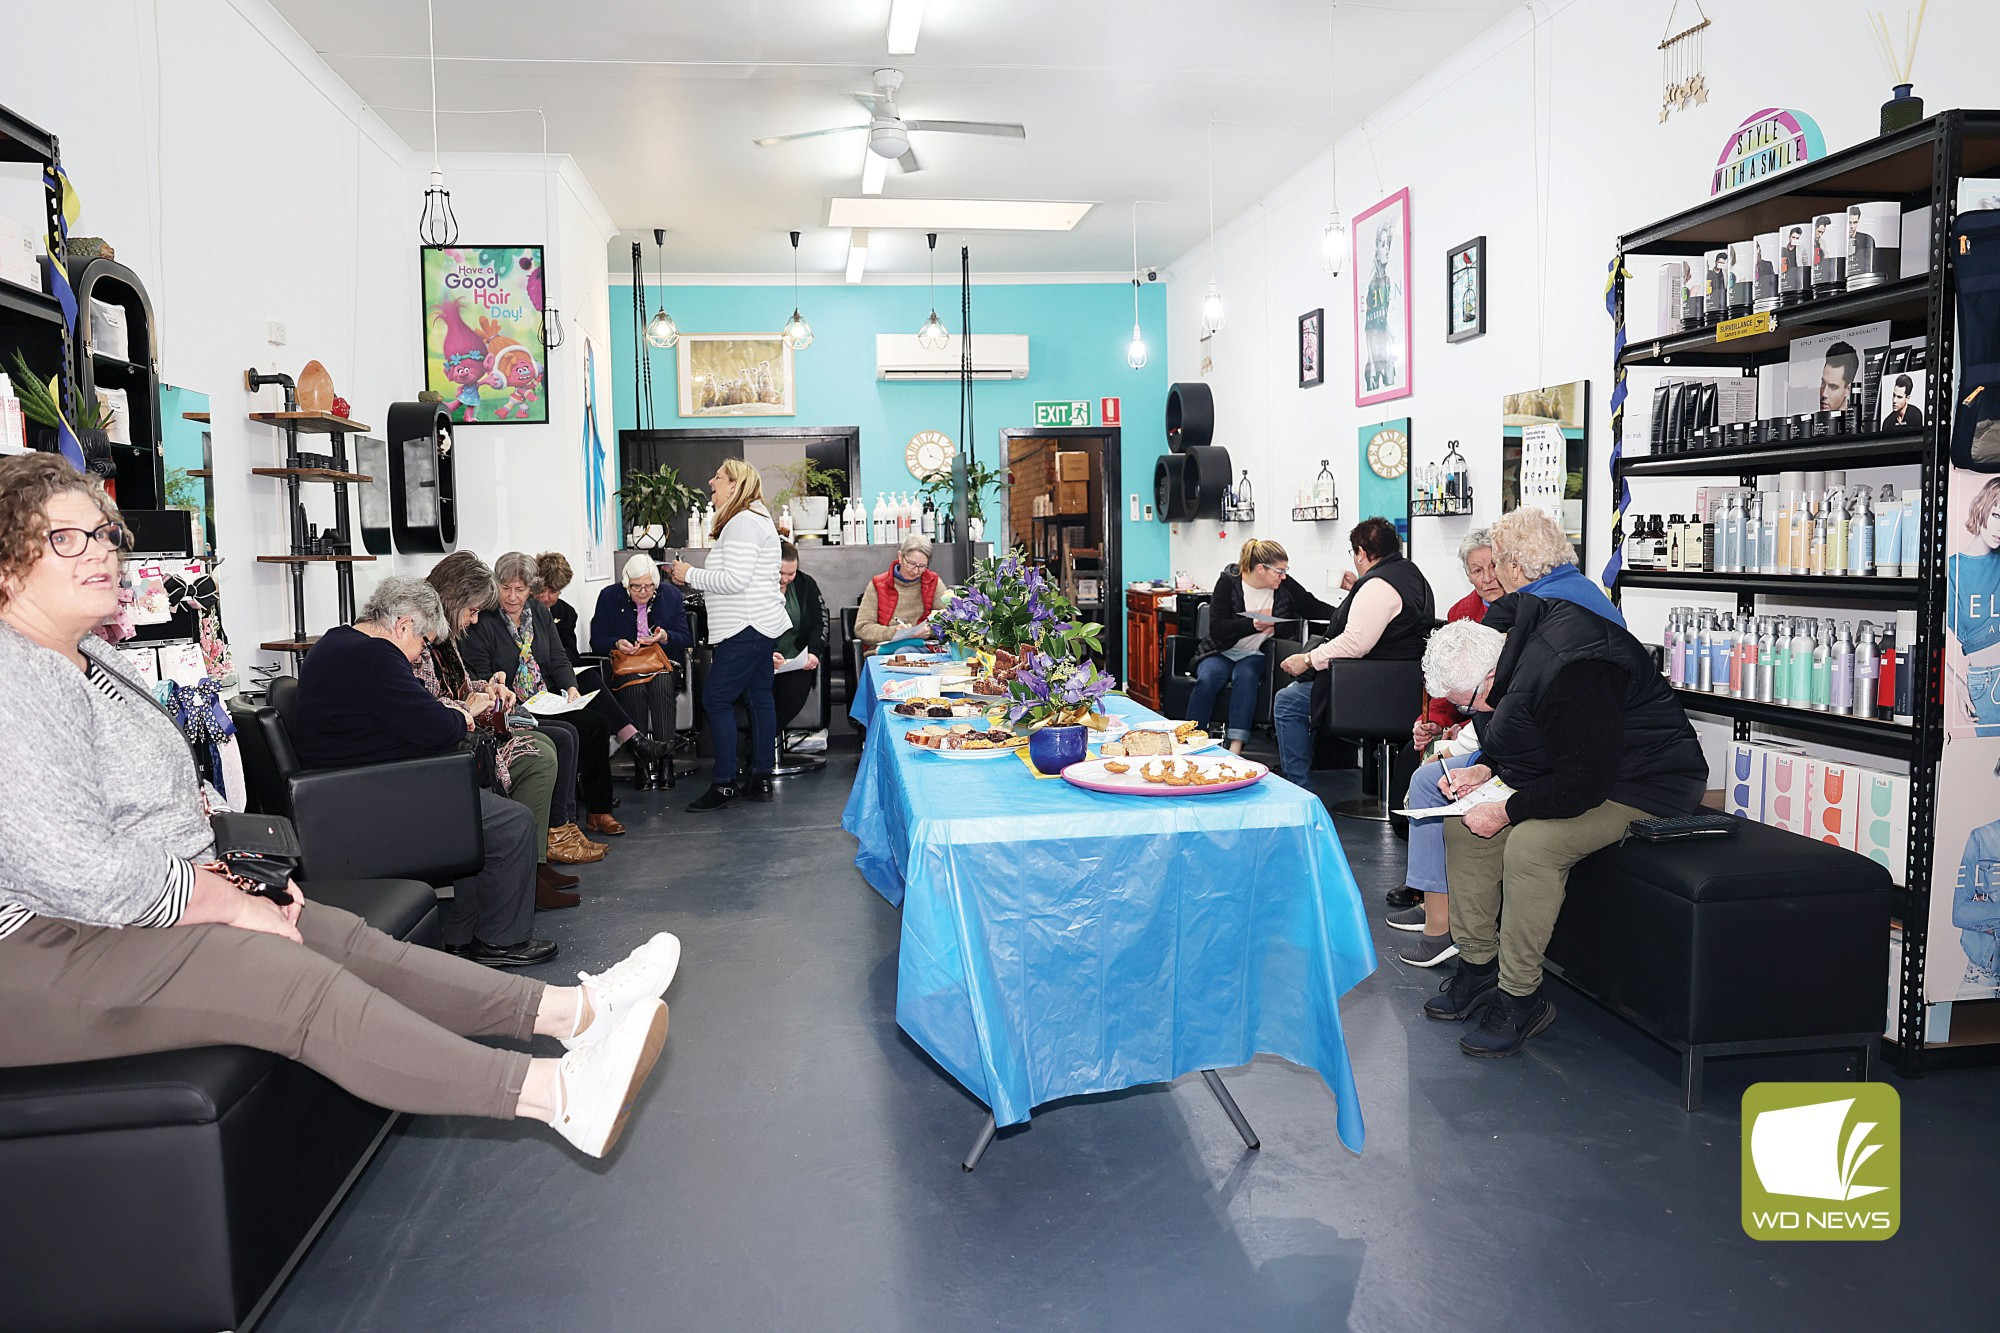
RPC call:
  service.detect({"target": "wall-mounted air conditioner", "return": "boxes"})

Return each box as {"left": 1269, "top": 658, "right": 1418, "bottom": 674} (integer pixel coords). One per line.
{"left": 875, "top": 333, "right": 1029, "bottom": 382}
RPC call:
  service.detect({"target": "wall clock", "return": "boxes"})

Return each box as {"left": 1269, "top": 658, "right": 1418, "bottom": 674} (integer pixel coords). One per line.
{"left": 906, "top": 429, "right": 954, "bottom": 480}
{"left": 1366, "top": 425, "right": 1410, "bottom": 479}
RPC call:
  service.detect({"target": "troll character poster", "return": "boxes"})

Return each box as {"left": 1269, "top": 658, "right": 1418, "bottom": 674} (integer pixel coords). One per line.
{"left": 421, "top": 245, "right": 550, "bottom": 425}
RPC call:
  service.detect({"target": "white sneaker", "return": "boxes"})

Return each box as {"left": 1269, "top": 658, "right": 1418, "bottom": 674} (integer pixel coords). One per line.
{"left": 552, "top": 997, "right": 669, "bottom": 1158}
{"left": 564, "top": 932, "right": 682, "bottom": 1051}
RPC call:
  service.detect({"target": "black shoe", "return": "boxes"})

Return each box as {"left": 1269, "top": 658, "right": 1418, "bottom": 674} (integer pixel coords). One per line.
{"left": 687, "top": 782, "right": 740, "bottom": 813}
{"left": 1423, "top": 958, "right": 1500, "bottom": 1022}
{"left": 1385, "top": 885, "right": 1423, "bottom": 909}
{"left": 747, "top": 774, "right": 775, "bottom": 802}
{"left": 1460, "top": 987, "right": 1557, "bottom": 1057}
{"left": 463, "top": 937, "right": 559, "bottom": 968}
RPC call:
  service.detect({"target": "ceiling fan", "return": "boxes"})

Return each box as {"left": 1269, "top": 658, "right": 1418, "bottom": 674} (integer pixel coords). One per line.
{"left": 752, "top": 68, "right": 1025, "bottom": 174}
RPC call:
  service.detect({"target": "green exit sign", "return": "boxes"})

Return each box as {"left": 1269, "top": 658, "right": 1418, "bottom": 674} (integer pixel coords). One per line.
{"left": 1034, "top": 400, "right": 1091, "bottom": 428}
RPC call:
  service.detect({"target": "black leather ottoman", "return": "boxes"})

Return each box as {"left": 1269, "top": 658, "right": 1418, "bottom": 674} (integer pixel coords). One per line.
{"left": 1544, "top": 819, "right": 1892, "bottom": 1111}
{"left": 0, "top": 878, "right": 440, "bottom": 1333}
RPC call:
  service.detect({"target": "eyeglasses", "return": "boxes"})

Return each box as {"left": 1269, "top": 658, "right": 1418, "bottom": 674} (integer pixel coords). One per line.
{"left": 47, "top": 522, "right": 128, "bottom": 558}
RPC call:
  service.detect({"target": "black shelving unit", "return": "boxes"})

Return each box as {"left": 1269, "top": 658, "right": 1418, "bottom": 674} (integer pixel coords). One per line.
{"left": 70, "top": 258, "right": 164, "bottom": 510}
{"left": 1610, "top": 109, "right": 2000, "bottom": 1076}
{"left": 0, "top": 101, "right": 76, "bottom": 457}
{"left": 247, "top": 401, "right": 375, "bottom": 667}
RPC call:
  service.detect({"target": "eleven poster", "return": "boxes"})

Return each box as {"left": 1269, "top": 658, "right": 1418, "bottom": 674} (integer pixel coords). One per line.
{"left": 422, "top": 244, "right": 550, "bottom": 425}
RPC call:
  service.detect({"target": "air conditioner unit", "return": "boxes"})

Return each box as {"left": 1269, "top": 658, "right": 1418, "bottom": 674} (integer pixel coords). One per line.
{"left": 876, "top": 333, "right": 1029, "bottom": 382}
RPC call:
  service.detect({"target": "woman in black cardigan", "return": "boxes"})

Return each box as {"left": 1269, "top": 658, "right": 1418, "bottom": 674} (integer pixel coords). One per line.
{"left": 1187, "top": 539, "right": 1335, "bottom": 753}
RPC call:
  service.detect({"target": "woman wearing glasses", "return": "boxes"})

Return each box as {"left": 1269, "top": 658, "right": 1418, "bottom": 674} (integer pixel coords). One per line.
{"left": 855, "top": 534, "right": 953, "bottom": 656}
{"left": 0, "top": 454, "right": 679, "bottom": 1159}
{"left": 1185, "top": 539, "right": 1334, "bottom": 756}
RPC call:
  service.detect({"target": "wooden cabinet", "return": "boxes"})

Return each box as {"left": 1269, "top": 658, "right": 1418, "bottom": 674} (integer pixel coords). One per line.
{"left": 1124, "top": 587, "right": 1176, "bottom": 709}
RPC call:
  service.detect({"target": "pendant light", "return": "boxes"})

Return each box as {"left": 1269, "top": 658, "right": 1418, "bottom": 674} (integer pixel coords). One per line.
{"left": 1201, "top": 119, "right": 1225, "bottom": 334}
{"left": 781, "top": 230, "right": 814, "bottom": 350}
{"left": 644, "top": 228, "right": 678, "bottom": 348}
{"left": 1125, "top": 202, "right": 1148, "bottom": 370}
{"left": 1319, "top": 2, "right": 1347, "bottom": 277}
{"left": 917, "top": 232, "right": 949, "bottom": 349}
{"left": 416, "top": 0, "right": 459, "bottom": 245}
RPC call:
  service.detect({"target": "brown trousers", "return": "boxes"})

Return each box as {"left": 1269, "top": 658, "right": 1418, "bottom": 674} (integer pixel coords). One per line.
{"left": 0, "top": 901, "right": 543, "bottom": 1119}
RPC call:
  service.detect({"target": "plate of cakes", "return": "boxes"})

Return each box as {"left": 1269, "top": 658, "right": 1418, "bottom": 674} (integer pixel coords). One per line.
{"left": 891, "top": 696, "right": 1008, "bottom": 721}
{"left": 903, "top": 722, "right": 1030, "bottom": 758}
{"left": 877, "top": 652, "right": 951, "bottom": 673}
{"left": 1061, "top": 754, "right": 1268, "bottom": 796}
{"left": 1094, "top": 720, "right": 1218, "bottom": 761}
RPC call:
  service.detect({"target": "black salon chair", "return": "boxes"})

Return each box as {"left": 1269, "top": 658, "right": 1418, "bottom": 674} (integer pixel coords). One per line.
{"left": 1315, "top": 658, "right": 1426, "bottom": 821}
{"left": 840, "top": 604, "right": 864, "bottom": 715}
{"left": 1158, "top": 602, "right": 1301, "bottom": 732}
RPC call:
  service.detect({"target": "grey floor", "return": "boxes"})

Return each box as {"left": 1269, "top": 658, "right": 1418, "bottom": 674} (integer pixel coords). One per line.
{"left": 263, "top": 738, "right": 1995, "bottom": 1332}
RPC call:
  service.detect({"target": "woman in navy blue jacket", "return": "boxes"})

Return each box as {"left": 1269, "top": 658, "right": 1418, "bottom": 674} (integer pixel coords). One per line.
{"left": 592, "top": 553, "right": 691, "bottom": 769}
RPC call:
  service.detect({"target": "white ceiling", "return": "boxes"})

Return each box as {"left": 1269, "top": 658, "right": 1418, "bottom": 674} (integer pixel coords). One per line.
{"left": 269, "top": 0, "right": 1518, "bottom": 278}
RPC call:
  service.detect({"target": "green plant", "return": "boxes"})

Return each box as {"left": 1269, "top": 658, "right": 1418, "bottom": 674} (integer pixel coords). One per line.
{"left": 930, "top": 549, "right": 1105, "bottom": 660}
{"left": 770, "top": 456, "right": 847, "bottom": 510}
{"left": 617, "top": 464, "right": 704, "bottom": 530}
{"left": 919, "top": 457, "right": 1006, "bottom": 522}
{"left": 163, "top": 467, "right": 204, "bottom": 510}
{"left": 7, "top": 350, "right": 108, "bottom": 431}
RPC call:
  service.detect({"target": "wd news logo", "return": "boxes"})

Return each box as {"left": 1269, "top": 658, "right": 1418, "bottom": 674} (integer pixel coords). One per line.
{"left": 1741, "top": 1082, "right": 1900, "bottom": 1240}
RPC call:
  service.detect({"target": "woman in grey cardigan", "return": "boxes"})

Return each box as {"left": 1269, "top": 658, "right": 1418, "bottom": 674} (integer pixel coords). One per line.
{"left": 0, "top": 454, "right": 678, "bottom": 1158}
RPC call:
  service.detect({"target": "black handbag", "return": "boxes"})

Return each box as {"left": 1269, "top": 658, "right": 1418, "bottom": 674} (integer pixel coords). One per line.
{"left": 208, "top": 811, "right": 301, "bottom": 903}
{"left": 460, "top": 731, "right": 502, "bottom": 791}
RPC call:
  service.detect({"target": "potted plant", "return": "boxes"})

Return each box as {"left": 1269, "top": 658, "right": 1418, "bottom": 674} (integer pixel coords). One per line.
{"left": 8, "top": 350, "right": 114, "bottom": 471}
{"left": 919, "top": 457, "right": 1006, "bottom": 540}
{"left": 932, "top": 550, "right": 1105, "bottom": 660}
{"left": 770, "top": 456, "right": 846, "bottom": 538}
{"left": 1006, "top": 649, "right": 1118, "bottom": 772}
{"left": 616, "top": 464, "right": 704, "bottom": 550}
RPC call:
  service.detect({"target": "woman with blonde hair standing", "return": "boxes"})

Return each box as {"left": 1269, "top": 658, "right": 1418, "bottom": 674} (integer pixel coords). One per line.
{"left": 670, "top": 459, "right": 790, "bottom": 811}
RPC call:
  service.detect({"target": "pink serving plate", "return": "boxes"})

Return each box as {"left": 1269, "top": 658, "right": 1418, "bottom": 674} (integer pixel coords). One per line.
{"left": 1060, "top": 756, "right": 1268, "bottom": 796}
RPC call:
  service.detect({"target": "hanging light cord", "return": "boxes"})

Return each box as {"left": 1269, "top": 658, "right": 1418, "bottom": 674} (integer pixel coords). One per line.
{"left": 1207, "top": 118, "right": 1217, "bottom": 275}
{"left": 1328, "top": 2, "right": 1339, "bottom": 199}
{"left": 1130, "top": 201, "right": 1141, "bottom": 319}
{"left": 426, "top": 0, "right": 440, "bottom": 170}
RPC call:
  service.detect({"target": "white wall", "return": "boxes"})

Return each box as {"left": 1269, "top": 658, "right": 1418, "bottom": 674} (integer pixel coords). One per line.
{"left": 0, "top": 0, "right": 616, "bottom": 659}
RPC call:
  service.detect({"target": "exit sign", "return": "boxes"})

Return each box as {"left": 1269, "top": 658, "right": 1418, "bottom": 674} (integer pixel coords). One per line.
{"left": 1034, "top": 400, "right": 1090, "bottom": 428}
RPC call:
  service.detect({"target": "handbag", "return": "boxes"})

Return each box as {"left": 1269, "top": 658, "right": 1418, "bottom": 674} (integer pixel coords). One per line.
{"left": 208, "top": 811, "right": 301, "bottom": 903}
{"left": 611, "top": 642, "right": 670, "bottom": 689}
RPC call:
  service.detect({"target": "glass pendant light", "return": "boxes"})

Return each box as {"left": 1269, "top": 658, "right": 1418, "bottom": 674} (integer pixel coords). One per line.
{"left": 644, "top": 227, "right": 678, "bottom": 348}
{"left": 1318, "top": 3, "right": 1346, "bottom": 277}
{"left": 781, "top": 230, "right": 814, "bottom": 350}
{"left": 1201, "top": 120, "right": 1225, "bottom": 334}
{"left": 917, "top": 232, "right": 949, "bottom": 349}
{"left": 1125, "top": 203, "right": 1148, "bottom": 370}
{"left": 416, "top": 3, "right": 457, "bottom": 244}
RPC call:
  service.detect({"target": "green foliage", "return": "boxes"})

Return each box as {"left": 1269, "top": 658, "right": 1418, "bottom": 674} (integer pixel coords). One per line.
{"left": 769, "top": 456, "right": 846, "bottom": 510}
{"left": 163, "top": 467, "right": 205, "bottom": 510}
{"left": 931, "top": 548, "right": 1105, "bottom": 661}
{"left": 6, "top": 349, "right": 107, "bottom": 431}
{"left": 918, "top": 457, "right": 1005, "bottom": 523}
{"left": 617, "top": 464, "right": 704, "bottom": 529}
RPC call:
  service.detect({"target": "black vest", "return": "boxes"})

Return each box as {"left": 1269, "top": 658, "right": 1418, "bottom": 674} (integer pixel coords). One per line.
{"left": 1322, "top": 552, "right": 1434, "bottom": 660}
{"left": 1479, "top": 594, "right": 1708, "bottom": 816}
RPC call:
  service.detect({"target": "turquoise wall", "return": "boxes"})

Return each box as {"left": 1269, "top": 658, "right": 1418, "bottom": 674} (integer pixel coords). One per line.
{"left": 607, "top": 280, "right": 1170, "bottom": 586}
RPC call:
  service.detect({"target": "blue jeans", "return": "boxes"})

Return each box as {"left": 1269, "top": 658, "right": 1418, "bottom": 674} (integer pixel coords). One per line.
{"left": 703, "top": 627, "right": 777, "bottom": 785}
{"left": 1186, "top": 653, "right": 1266, "bottom": 742}
{"left": 1273, "top": 680, "right": 1315, "bottom": 787}
{"left": 1405, "top": 759, "right": 1452, "bottom": 894}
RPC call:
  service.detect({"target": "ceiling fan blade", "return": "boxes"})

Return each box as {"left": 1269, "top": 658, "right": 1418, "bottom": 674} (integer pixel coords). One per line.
{"left": 893, "top": 145, "right": 923, "bottom": 174}
{"left": 903, "top": 119, "right": 1027, "bottom": 140}
{"left": 849, "top": 92, "right": 884, "bottom": 116}
{"left": 752, "top": 125, "right": 868, "bottom": 147}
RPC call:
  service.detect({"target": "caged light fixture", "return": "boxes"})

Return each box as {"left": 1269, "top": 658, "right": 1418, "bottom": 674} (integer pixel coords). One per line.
{"left": 917, "top": 232, "right": 950, "bottom": 349}
{"left": 644, "top": 228, "right": 678, "bottom": 349}
{"left": 1201, "top": 120, "right": 1225, "bottom": 334}
{"left": 1126, "top": 202, "right": 1148, "bottom": 370}
{"left": 781, "top": 230, "right": 815, "bottom": 350}
{"left": 416, "top": 0, "right": 459, "bottom": 245}
{"left": 1319, "top": 2, "right": 1348, "bottom": 277}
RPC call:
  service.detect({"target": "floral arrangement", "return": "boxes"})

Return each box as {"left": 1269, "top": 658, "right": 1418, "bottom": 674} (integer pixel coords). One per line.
{"left": 1005, "top": 649, "right": 1117, "bottom": 729}
{"left": 930, "top": 551, "right": 1105, "bottom": 660}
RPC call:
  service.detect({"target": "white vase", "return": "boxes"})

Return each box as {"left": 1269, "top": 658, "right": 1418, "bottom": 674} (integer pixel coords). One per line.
{"left": 968, "top": 515, "right": 985, "bottom": 542}
{"left": 795, "top": 495, "right": 831, "bottom": 534}
{"left": 639, "top": 524, "right": 666, "bottom": 549}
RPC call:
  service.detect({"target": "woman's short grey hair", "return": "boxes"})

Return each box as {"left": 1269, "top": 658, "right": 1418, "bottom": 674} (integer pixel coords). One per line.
{"left": 357, "top": 576, "right": 449, "bottom": 642}
{"left": 621, "top": 552, "right": 658, "bottom": 587}
{"left": 1422, "top": 619, "right": 1505, "bottom": 699}
{"left": 1456, "top": 526, "right": 1494, "bottom": 572}
{"left": 492, "top": 551, "right": 541, "bottom": 593}
{"left": 898, "top": 532, "right": 933, "bottom": 560}
{"left": 1489, "top": 507, "right": 1578, "bottom": 584}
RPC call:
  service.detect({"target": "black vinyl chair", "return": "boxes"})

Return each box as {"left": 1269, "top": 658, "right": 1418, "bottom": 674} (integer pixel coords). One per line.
{"left": 840, "top": 604, "right": 864, "bottom": 716}
{"left": 1315, "top": 659, "right": 1427, "bottom": 822}
{"left": 1158, "top": 602, "right": 1302, "bottom": 733}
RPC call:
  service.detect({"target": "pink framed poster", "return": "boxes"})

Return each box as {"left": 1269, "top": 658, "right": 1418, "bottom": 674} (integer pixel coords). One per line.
{"left": 1353, "top": 187, "right": 1413, "bottom": 407}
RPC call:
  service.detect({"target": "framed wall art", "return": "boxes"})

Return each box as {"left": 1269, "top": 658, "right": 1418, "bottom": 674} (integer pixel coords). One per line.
{"left": 1447, "top": 236, "right": 1486, "bottom": 343}
{"left": 421, "top": 245, "right": 549, "bottom": 425}
{"left": 1353, "top": 187, "right": 1413, "bottom": 406}
{"left": 676, "top": 333, "right": 796, "bottom": 417}
{"left": 1298, "top": 308, "right": 1325, "bottom": 388}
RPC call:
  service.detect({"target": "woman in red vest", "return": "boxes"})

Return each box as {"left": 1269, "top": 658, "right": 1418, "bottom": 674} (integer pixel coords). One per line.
{"left": 855, "top": 535, "right": 954, "bottom": 656}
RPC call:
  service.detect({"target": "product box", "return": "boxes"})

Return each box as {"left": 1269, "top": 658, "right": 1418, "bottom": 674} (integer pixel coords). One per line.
{"left": 1725, "top": 741, "right": 1768, "bottom": 820}
{"left": 1856, "top": 767, "right": 1910, "bottom": 885}
{"left": 1809, "top": 758, "right": 1861, "bottom": 851}
{"left": 1055, "top": 450, "right": 1090, "bottom": 482}
{"left": 1764, "top": 751, "right": 1813, "bottom": 835}
{"left": 0, "top": 212, "right": 41, "bottom": 291}
{"left": 1055, "top": 479, "right": 1089, "bottom": 513}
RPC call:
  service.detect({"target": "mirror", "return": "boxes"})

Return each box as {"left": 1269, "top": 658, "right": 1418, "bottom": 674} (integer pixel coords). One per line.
{"left": 157, "top": 384, "right": 212, "bottom": 555}
{"left": 385, "top": 401, "right": 459, "bottom": 552}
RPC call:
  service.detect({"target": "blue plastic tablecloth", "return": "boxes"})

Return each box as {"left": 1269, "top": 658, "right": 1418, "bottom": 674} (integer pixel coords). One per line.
{"left": 840, "top": 689, "right": 1377, "bottom": 1150}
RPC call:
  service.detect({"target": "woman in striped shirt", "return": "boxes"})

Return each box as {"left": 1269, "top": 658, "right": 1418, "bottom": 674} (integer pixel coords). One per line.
{"left": 670, "top": 458, "right": 791, "bottom": 811}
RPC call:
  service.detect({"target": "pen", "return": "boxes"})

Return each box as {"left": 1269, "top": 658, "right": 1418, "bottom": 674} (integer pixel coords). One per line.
{"left": 1441, "top": 751, "right": 1462, "bottom": 799}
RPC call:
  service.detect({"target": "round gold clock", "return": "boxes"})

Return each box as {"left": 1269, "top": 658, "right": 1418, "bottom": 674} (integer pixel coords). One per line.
{"left": 1367, "top": 427, "right": 1409, "bottom": 480}
{"left": 906, "top": 429, "right": 954, "bottom": 481}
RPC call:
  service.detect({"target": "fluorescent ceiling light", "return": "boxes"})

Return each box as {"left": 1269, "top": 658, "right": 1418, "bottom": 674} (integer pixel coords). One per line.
{"left": 861, "top": 147, "right": 889, "bottom": 196}
{"left": 826, "top": 197, "right": 1096, "bottom": 232}
{"left": 845, "top": 229, "right": 870, "bottom": 283}
{"left": 886, "top": 0, "right": 926, "bottom": 55}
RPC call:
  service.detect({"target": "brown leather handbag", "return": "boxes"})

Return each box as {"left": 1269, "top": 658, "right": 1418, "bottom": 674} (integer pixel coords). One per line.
{"left": 610, "top": 642, "right": 670, "bottom": 688}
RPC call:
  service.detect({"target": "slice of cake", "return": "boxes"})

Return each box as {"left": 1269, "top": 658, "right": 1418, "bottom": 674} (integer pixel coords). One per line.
{"left": 1123, "top": 729, "right": 1174, "bottom": 757}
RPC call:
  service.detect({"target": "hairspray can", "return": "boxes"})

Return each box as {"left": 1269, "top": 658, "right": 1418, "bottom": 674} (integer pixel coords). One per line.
{"left": 1695, "top": 614, "right": 1713, "bottom": 692}
{"left": 1854, "top": 622, "right": 1878, "bottom": 717}
{"left": 1757, "top": 618, "right": 1777, "bottom": 703}
{"left": 1789, "top": 618, "right": 1813, "bottom": 707}
{"left": 1810, "top": 621, "right": 1832, "bottom": 711}
{"left": 1832, "top": 622, "right": 1855, "bottom": 713}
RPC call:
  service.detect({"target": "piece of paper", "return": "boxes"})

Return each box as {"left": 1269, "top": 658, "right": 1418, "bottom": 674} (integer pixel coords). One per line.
{"left": 774, "top": 648, "right": 814, "bottom": 676}
{"left": 523, "top": 689, "right": 597, "bottom": 715}
{"left": 1394, "top": 776, "right": 1513, "bottom": 820}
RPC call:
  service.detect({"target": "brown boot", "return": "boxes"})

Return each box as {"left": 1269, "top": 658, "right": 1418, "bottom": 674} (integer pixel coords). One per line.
{"left": 548, "top": 823, "right": 607, "bottom": 864}
{"left": 535, "top": 863, "right": 581, "bottom": 910}
{"left": 585, "top": 812, "right": 625, "bottom": 837}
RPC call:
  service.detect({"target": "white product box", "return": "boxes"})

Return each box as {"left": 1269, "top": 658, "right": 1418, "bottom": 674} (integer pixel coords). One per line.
{"left": 0, "top": 212, "right": 40, "bottom": 289}
{"left": 1809, "top": 758, "right": 1861, "bottom": 851}
{"left": 1725, "top": 740, "right": 1767, "bottom": 820}
{"left": 1856, "top": 768, "right": 1910, "bottom": 885}
{"left": 1764, "top": 751, "right": 1813, "bottom": 835}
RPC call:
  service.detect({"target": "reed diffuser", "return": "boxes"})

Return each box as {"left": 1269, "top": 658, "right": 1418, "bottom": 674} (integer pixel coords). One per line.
{"left": 1870, "top": 2, "right": 1929, "bottom": 135}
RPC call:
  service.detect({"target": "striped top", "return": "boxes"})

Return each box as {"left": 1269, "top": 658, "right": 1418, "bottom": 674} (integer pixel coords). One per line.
{"left": 684, "top": 503, "right": 791, "bottom": 643}
{"left": 0, "top": 622, "right": 206, "bottom": 940}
